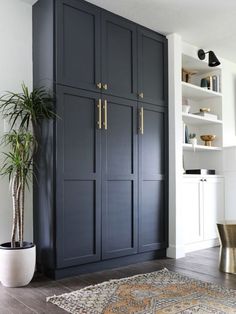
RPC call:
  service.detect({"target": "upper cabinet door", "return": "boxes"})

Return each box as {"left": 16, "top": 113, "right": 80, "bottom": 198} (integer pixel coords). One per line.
{"left": 56, "top": 0, "right": 101, "bottom": 92}
{"left": 137, "top": 27, "right": 168, "bottom": 106}
{"left": 101, "top": 12, "right": 137, "bottom": 100}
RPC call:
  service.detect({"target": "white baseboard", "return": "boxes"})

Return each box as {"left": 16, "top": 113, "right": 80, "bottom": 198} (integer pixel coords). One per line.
{"left": 184, "top": 238, "right": 219, "bottom": 253}
{"left": 167, "top": 244, "right": 186, "bottom": 259}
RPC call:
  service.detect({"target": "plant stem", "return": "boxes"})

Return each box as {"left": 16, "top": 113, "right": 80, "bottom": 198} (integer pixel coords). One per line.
{"left": 20, "top": 177, "right": 25, "bottom": 247}
{"left": 17, "top": 181, "right": 22, "bottom": 245}
{"left": 11, "top": 174, "right": 18, "bottom": 247}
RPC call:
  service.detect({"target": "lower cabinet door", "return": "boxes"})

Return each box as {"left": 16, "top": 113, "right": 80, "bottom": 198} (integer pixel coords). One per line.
{"left": 138, "top": 102, "right": 168, "bottom": 252}
{"left": 56, "top": 86, "right": 102, "bottom": 268}
{"left": 183, "top": 176, "right": 225, "bottom": 246}
{"left": 203, "top": 177, "right": 224, "bottom": 240}
{"left": 101, "top": 96, "right": 138, "bottom": 259}
{"left": 183, "top": 178, "right": 204, "bottom": 244}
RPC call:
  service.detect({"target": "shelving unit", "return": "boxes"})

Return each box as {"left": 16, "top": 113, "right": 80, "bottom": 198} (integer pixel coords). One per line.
{"left": 183, "top": 143, "right": 222, "bottom": 152}
{"left": 182, "top": 52, "right": 223, "bottom": 174}
{"left": 182, "top": 81, "right": 222, "bottom": 100}
{"left": 182, "top": 113, "right": 222, "bottom": 125}
{"left": 181, "top": 48, "right": 224, "bottom": 254}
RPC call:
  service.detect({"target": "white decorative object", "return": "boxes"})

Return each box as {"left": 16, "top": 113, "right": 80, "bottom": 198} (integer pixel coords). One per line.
{"left": 189, "top": 137, "right": 197, "bottom": 146}
{"left": 182, "top": 104, "right": 190, "bottom": 113}
{"left": 0, "top": 244, "right": 35, "bottom": 287}
{"left": 189, "top": 138, "right": 197, "bottom": 152}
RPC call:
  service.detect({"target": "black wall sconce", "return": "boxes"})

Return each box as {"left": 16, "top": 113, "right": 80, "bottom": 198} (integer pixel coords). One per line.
{"left": 198, "top": 49, "right": 221, "bottom": 67}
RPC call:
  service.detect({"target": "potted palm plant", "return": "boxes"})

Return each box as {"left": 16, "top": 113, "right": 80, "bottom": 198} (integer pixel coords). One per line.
{"left": 0, "top": 83, "right": 54, "bottom": 287}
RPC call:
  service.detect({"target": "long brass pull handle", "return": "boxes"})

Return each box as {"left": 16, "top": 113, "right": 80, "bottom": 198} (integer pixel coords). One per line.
{"left": 102, "top": 83, "right": 108, "bottom": 90}
{"left": 139, "top": 107, "right": 144, "bottom": 135}
{"left": 96, "top": 82, "right": 102, "bottom": 89}
{"left": 97, "top": 99, "right": 102, "bottom": 129}
{"left": 103, "top": 100, "right": 108, "bottom": 130}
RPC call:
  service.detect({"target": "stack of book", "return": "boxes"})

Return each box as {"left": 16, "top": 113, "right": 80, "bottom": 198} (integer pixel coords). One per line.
{"left": 201, "top": 75, "right": 221, "bottom": 92}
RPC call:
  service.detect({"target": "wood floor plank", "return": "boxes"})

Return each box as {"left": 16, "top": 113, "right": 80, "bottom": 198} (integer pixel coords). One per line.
{"left": 1, "top": 247, "right": 236, "bottom": 314}
{"left": 4, "top": 282, "right": 69, "bottom": 314}
{"left": 0, "top": 287, "right": 36, "bottom": 314}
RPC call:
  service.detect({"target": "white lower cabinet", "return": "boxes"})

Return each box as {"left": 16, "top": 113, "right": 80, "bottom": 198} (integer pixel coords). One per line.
{"left": 183, "top": 176, "right": 224, "bottom": 252}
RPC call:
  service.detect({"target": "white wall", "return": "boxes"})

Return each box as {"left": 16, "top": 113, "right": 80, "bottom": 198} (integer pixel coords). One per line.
{"left": 221, "top": 60, "right": 236, "bottom": 220}
{"left": 0, "top": 0, "right": 33, "bottom": 244}
{"left": 223, "top": 147, "right": 236, "bottom": 220}
{"left": 221, "top": 59, "right": 236, "bottom": 147}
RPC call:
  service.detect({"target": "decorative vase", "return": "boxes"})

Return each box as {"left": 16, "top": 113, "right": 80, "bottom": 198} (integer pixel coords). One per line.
{"left": 189, "top": 138, "right": 197, "bottom": 146}
{"left": 0, "top": 242, "right": 36, "bottom": 287}
{"left": 201, "top": 78, "right": 208, "bottom": 89}
{"left": 182, "top": 104, "right": 191, "bottom": 113}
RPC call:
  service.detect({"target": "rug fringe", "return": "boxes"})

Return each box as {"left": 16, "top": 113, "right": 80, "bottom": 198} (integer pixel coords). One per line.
{"left": 46, "top": 268, "right": 169, "bottom": 300}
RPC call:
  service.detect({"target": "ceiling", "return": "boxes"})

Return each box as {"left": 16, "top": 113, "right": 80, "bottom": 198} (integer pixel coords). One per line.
{"left": 86, "top": 0, "right": 236, "bottom": 64}
{"left": 20, "top": 0, "right": 38, "bottom": 5}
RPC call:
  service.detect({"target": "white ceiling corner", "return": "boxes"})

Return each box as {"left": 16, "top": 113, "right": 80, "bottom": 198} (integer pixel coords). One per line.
{"left": 19, "top": 0, "right": 38, "bottom": 5}
{"left": 86, "top": 0, "right": 236, "bottom": 64}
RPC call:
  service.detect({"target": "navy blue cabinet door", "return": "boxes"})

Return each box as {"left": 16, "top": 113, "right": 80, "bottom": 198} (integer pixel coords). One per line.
{"left": 138, "top": 102, "right": 168, "bottom": 252}
{"left": 56, "top": 0, "right": 101, "bottom": 92}
{"left": 138, "top": 27, "right": 168, "bottom": 106}
{"left": 56, "top": 86, "right": 102, "bottom": 268}
{"left": 101, "top": 12, "right": 137, "bottom": 100}
{"left": 101, "top": 96, "right": 138, "bottom": 259}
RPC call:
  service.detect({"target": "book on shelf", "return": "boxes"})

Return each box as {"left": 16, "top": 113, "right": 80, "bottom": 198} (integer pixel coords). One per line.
{"left": 212, "top": 75, "right": 217, "bottom": 91}
{"left": 201, "top": 75, "right": 221, "bottom": 93}
{"left": 193, "top": 112, "right": 218, "bottom": 120}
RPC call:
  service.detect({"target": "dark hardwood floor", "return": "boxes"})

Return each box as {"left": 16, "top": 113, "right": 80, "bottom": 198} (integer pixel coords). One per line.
{"left": 1, "top": 247, "right": 236, "bottom": 313}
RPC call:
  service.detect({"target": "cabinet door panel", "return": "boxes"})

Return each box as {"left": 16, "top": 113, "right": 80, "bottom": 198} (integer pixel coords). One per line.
{"left": 105, "top": 181, "right": 134, "bottom": 252}
{"left": 102, "top": 96, "right": 137, "bottom": 259}
{"left": 138, "top": 27, "right": 167, "bottom": 106}
{"left": 203, "top": 178, "right": 224, "bottom": 240}
{"left": 63, "top": 180, "right": 96, "bottom": 260}
{"left": 102, "top": 12, "right": 137, "bottom": 100}
{"left": 56, "top": 0, "right": 101, "bottom": 92}
{"left": 139, "top": 103, "right": 168, "bottom": 252}
{"left": 56, "top": 86, "right": 101, "bottom": 268}
{"left": 183, "top": 178, "right": 203, "bottom": 244}
{"left": 63, "top": 93, "right": 96, "bottom": 176}
{"left": 141, "top": 181, "right": 165, "bottom": 246}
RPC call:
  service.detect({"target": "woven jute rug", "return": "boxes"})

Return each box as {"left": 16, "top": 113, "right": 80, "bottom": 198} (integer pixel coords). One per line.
{"left": 47, "top": 268, "right": 236, "bottom": 313}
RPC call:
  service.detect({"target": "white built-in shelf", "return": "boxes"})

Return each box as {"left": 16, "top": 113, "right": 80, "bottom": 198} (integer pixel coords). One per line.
{"left": 182, "top": 81, "right": 222, "bottom": 100}
{"left": 183, "top": 143, "right": 222, "bottom": 152}
{"left": 182, "top": 113, "right": 222, "bottom": 125}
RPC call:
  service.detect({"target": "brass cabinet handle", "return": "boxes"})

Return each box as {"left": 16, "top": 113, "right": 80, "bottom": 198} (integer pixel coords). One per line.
{"left": 97, "top": 99, "right": 102, "bottom": 129}
{"left": 138, "top": 92, "right": 144, "bottom": 99}
{"left": 102, "top": 83, "right": 108, "bottom": 90}
{"left": 96, "top": 82, "right": 102, "bottom": 89}
{"left": 139, "top": 107, "right": 144, "bottom": 135}
{"left": 103, "top": 100, "right": 108, "bottom": 130}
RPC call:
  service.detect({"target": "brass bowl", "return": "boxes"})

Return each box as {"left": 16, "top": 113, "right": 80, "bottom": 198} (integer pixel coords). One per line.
{"left": 200, "top": 108, "right": 211, "bottom": 113}
{"left": 200, "top": 135, "right": 216, "bottom": 146}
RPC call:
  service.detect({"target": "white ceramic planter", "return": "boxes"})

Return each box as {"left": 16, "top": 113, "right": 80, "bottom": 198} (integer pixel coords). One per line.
{"left": 0, "top": 242, "right": 36, "bottom": 287}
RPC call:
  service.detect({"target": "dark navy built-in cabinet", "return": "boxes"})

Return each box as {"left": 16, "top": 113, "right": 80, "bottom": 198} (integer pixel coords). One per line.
{"left": 33, "top": 0, "right": 168, "bottom": 278}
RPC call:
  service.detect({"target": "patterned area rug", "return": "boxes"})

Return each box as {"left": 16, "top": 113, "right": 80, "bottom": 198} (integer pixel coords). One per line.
{"left": 47, "top": 268, "right": 236, "bottom": 313}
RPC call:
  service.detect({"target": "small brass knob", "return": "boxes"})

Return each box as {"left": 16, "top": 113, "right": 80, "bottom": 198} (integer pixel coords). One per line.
{"left": 139, "top": 92, "right": 144, "bottom": 99}
{"left": 102, "top": 83, "right": 108, "bottom": 90}
{"left": 96, "top": 82, "right": 102, "bottom": 89}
